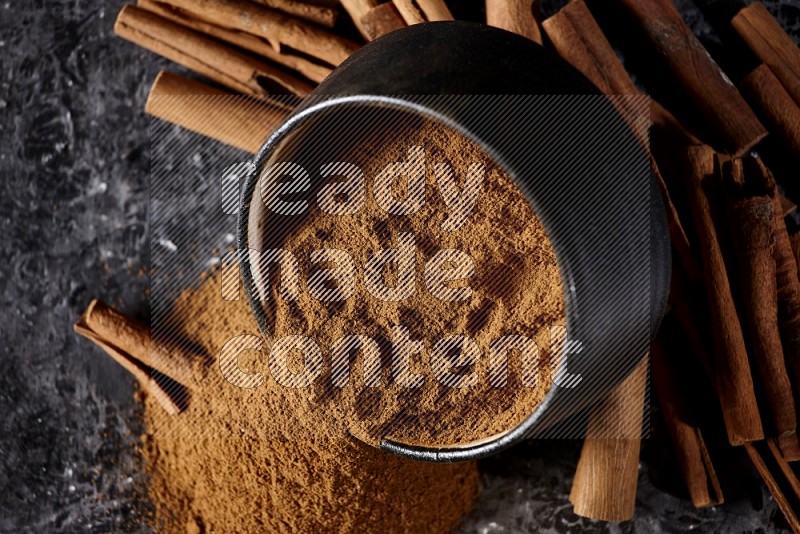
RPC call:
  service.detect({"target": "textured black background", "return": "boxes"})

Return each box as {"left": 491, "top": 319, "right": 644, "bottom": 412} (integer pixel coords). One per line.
{"left": 2, "top": 0, "right": 800, "bottom": 531}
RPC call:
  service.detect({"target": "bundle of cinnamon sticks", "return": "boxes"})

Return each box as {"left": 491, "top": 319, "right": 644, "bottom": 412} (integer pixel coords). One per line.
{"left": 111, "top": 0, "right": 461, "bottom": 146}
{"left": 542, "top": 0, "right": 800, "bottom": 528}
{"left": 75, "top": 0, "right": 800, "bottom": 529}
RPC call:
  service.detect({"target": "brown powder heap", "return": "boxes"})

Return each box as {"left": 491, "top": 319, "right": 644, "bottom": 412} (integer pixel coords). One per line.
{"left": 258, "top": 120, "right": 565, "bottom": 447}
{"left": 142, "top": 271, "right": 479, "bottom": 533}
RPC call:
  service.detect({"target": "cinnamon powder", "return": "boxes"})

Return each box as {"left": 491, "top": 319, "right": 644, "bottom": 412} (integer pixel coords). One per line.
{"left": 141, "top": 271, "right": 479, "bottom": 533}
{"left": 141, "top": 120, "right": 562, "bottom": 531}
{"left": 258, "top": 120, "right": 566, "bottom": 446}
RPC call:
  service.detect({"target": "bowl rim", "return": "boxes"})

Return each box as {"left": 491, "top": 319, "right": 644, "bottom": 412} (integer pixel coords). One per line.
{"left": 237, "top": 94, "right": 575, "bottom": 462}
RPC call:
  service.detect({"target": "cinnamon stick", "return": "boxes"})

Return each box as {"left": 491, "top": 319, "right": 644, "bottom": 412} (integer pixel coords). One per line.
{"left": 723, "top": 157, "right": 798, "bottom": 459}
{"left": 341, "top": 0, "right": 379, "bottom": 40}
{"left": 541, "top": 2, "right": 700, "bottom": 280}
{"left": 543, "top": 0, "right": 636, "bottom": 96}
{"left": 745, "top": 440, "right": 800, "bottom": 532}
{"left": 767, "top": 438, "right": 800, "bottom": 503}
{"left": 650, "top": 99, "right": 703, "bottom": 146}
{"left": 157, "top": 0, "right": 360, "bottom": 66}
{"left": 752, "top": 159, "right": 800, "bottom": 451}
{"left": 542, "top": 2, "right": 702, "bottom": 148}
{"left": 393, "top": 0, "right": 426, "bottom": 25}
{"left": 682, "top": 145, "right": 763, "bottom": 445}
{"left": 114, "top": 5, "right": 314, "bottom": 97}
{"left": 415, "top": 0, "right": 452, "bottom": 21}
{"left": 570, "top": 356, "right": 648, "bottom": 521}
{"left": 792, "top": 232, "right": 800, "bottom": 277}
{"left": 652, "top": 157, "right": 701, "bottom": 282}
{"left": 248, "top": 0, "right": 338, "bottom": 27}
{"left": 74, "top": 300, "right": 199, "bottom": 415}
{"left": 486, "top": 0, "right": 542, "bottom": 44}
{"left": 733, "top": 2, "right": 800, "bottom": 107}
{"left": 360, "top": 2, "right": 406, "bottom": 41}
{"left": 651, "top": 340, "right": 723, "bottom": 508}
{"left": 615, "top": 0, "right": 767, "bottom": 156}
{"left": 137, "top": 0, "right": 333, "bottom": 83}
{"left": 146, "top": 71, "right": 290, "bottom": 154}
{"left": 740, "top": 64, "right": 800, "bottom": 165}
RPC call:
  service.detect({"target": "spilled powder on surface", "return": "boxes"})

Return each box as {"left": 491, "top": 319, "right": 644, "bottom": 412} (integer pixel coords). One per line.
{"left": 141, "top": 270, "right": 479, "bottom": 533}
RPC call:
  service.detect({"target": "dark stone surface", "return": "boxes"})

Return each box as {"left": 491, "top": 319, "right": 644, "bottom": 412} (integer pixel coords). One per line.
{"left": 1, "top": 1, "right": 162, "bottom": 530}
{"left": 1, "top": 0, "right": 799, "bottom": 531}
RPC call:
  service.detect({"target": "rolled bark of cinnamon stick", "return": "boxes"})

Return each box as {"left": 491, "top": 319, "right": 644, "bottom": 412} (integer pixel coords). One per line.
{"left": 146, "top": 71, "right": 289, "bottom": 154}
{"left": 770, "top": 188, "right": 800, "bottom": 312}
{"left": 248, "top": 0, "right": 338, "bottom": 27}
{"left": 745, "top": 440, "right": 800, "bottom": 532}
{"left": 486, "top": 0, "right": 542, "bottom": 44}
{"left": 683, "top": 145, "right": 763, "bottom": 445}
{"left": 615, "top": 0, "right": 767, "bottom": 156}
{"left": 733, "top": 2, "right": 800, "bottom": 107}
{"left": 542, "top": 1, "right": 701, "bottom": 147}
{"left": 360, "top": 2, "right": 406, "bottom": 41}
{"left": 652, "top": 157, "right": 701, "bottom": 282}
{"left": 541, "top": 2, "right": 699, "bottom": 281}
{"left": 766, "top": 438, "right": 800, "bottom": 506}
{"left": 723, "top": 158, "right": 798, "bottom": 459}
{"left": 740, "top": 64, "right": 800, "bottom": 165}
{"left": 416, "top": 0, "right": 452, "bottom": 21}
{"left": 82, "top": 300, "right": 200, "bottom": 385}
{"left": 542, "top": 0, "right": 636, "bottom": 96}
{"left": 114, "top": 5, "right": 314, "bottom": 97}
{"left": 751, "top": 159, "right": 800, "bottom": 455}
{"left": 157, "top": 0, "right": 360, "bottom": 66}
{"left": 651, "top": 340, "right": 723, "bottom": 508}
{"left": 393, "top": 0, "right": 426, "bottom": 25}
{"left": 570, "top": 356, "right": 648, "bottom": 521}
{"left": 341, "top": 0, "right": 378, "bottom": 40}
{"left": 669, "top": 262, "right": 715, "bottom": 379}
{"left": 137, "top": 0, "right": 333, "bottom": 83}
{"left": 74, "top": 300, "right": 200, "bottom": 415}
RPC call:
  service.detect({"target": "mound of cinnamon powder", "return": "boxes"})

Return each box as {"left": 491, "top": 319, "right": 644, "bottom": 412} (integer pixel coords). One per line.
{"left": 141, "top": 271, "right": 479, "bottom": 533}
{"left": 255, "top": 119, "right": 566, "bottom": 447}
